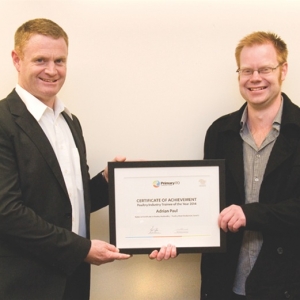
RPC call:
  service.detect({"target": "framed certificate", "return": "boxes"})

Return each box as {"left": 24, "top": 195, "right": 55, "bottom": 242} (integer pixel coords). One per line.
{"left": 108, "top": 160, "right": 225, "bottom": 254}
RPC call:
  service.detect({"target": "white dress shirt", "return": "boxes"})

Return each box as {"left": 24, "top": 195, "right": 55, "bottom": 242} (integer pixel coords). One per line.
{"left": 16, "top": 84, "right": 86, "bottom": 237}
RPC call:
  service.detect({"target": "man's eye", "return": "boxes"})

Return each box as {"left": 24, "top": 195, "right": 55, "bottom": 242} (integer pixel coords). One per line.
{"left": 55, "top": 59, "right": 65, "bottom": 65}
{"left": 260, "top": 67, "right": 271, "bottom": 74}
{"left": 242, "top": 69, "right": 252, "bottom": 75}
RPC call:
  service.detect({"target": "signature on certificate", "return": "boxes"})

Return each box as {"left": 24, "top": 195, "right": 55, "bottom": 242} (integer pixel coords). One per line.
{"left": 175, "top": 228, "right": 189, "bottom": 234}
{"left": 149, "top": 226, "right": 160, "bottom": 234}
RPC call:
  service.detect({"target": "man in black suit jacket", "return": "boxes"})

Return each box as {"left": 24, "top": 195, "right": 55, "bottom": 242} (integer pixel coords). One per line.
{"left": 0, "top": 18, "right": 176, "bottom": 300}
{"left": 201, "top": 32, "right": 300, "bottom": 299}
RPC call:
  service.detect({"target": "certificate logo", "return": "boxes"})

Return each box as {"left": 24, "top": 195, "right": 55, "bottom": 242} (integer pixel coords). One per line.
{"left": 153, "top": 180, "right": 161, "bottom": 188}
{"left": 153, "top": 180, "right": 180, "bottom": 187}
{"left": 199, "top": 179, "right": 206, "bottom": 187}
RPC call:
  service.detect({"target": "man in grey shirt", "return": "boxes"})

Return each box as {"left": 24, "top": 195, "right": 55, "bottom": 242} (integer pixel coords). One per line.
{"left": 201, "top": 31, "right": 300, "bottom": 299}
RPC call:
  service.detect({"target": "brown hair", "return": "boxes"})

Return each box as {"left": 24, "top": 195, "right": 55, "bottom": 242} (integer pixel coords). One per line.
{"left": 235, "top": 31, "right": 288, "bottom": 68}
{"left": 14, "top": 18, "right": 68, "bottom": 57}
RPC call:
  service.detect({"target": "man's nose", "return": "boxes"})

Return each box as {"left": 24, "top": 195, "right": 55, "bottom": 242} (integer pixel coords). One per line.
{"left": 45, "top": 61, "right": 57, "bottom": 74}
{"left": 250, "top": 70, "right": 262, "bottom": 80}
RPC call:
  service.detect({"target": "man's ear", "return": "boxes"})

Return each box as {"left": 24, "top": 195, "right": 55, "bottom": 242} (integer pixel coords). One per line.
{"left": 280, "top": 62, "right": 288, "bottom": 82}
{"left": 12, "top": 50, "right": 21, "bottom": 72}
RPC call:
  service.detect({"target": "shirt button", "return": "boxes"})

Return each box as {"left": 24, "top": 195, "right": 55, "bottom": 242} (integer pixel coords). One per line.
{"left": 277, "top": 247, "right": 283, "bottom": 254}
{"left": 284, "top": 290, "right": 291, "bottom": 298}
{"left": 254, "top": 177, "right": 259, "bottom": 182}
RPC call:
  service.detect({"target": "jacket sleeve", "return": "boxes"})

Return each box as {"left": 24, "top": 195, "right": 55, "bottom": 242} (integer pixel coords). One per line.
{"left": 242, "top": 132, "right": 300, "bottom": 234}
{"left": 242, "top": 198, "right": 300, "bottom": 234}
{"left": 203, "top": 124, "right": 219, "bottom": 159}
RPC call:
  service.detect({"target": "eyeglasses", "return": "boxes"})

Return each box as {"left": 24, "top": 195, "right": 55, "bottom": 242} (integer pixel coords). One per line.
{"left": 236, "top": 64, "right": 282, "bottom": 77}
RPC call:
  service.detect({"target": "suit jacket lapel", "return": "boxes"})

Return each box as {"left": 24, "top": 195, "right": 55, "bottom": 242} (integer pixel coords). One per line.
{"left": 62, "top": 112, "right": 85, "bottom": 162}
{"left": 265, "top": 94, "right": 300, "bottom": 178}
{"left": 61, "top": 111, "right": 89, "bottom": 186}
{"left": 264, "top": 134, "right": 295, "bottom": 178}
{"left": 224, "top": 133, "right": 245, "bottom": 204}
{"left": 219, "top": 106, "right": 246, "bottom": 205}
{"left": 62, "top": 112, "right": 91, "bottom": 221}
{"left": 8, "top": 92, "right": 69, "bottom": 198}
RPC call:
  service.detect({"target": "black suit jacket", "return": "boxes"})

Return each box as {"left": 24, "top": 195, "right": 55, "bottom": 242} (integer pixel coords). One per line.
{"left": 0, "top": 89, "right": 109, "bottom": 299}
{"left": 201, "top": 93, "right": 300, "bottom": 300}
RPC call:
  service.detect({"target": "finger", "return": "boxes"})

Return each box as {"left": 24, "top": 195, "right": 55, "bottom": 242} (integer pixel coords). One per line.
{"left": 148, "top": 250, "right": 158, "bottom": 259}
{"left": 218, "top": 214, "right": 223, "bottom": 228}
{"left": 107, "top": 251, "right": 131, "bottom": 260}
{"left": 113, "top": 156, "right": 126, "bottom": 162}
{"left": 156, "top": 246, "right": 166, "bottom": 261}
{"left": 228, "top": 221, "right": 239, "bottom": 232}
{"left": 103, "top": 168, "right": 109, "bottom": 182}
{"left": 170, "top": 245, "right": 177, "bottom": 258}
{"left": 218, "top": 210, "right": 230, "bottom": 230}
{"left": 104, "top": 243, "right": 120, "bottom": 252}
{"left": 219, "top": 206, "right": 232, "bottom": 216}
{"left": 115, "top": 253, "right": 132, "bottom": 260}
{"left": 219, "top": 207, "right": 238, "bottom": 232}
{"left": 227, "top": 214, "right": 239, "bottom": 227}
{"left": 163, "top": 244, "right": 173, "bottom": 260}
{"left": 105, "top": 157, "right": 126, "bottom": 183}
{"left": 218, "top": 214, "right": 229, "bottom": 232}
{"left": 230, "top": 218, "right": 245, "bottom": 232}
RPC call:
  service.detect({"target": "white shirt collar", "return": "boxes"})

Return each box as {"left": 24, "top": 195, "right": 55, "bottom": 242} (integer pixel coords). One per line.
{"left": 15, "top": 84, "right": 73, "bottom": 121}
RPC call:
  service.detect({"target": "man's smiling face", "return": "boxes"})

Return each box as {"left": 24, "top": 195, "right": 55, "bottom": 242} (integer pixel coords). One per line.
{"left": 12, "top": 34, "right": 68, "bottom": 108}
{"left": 238, "top": 43, "right": 287, "bottom": 110}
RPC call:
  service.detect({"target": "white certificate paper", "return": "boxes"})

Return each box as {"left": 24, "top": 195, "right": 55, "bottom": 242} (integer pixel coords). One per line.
{"left": 109, "top": 160, "right": 225, "bottom": 254}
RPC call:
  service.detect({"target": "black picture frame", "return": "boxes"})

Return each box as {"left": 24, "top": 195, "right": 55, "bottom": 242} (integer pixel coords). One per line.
{"left": 108, "top": 160, "right": 226, "bottom": 255}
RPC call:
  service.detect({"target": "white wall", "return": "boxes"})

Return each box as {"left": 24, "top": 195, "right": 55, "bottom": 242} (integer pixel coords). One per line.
{"left": 1, "top": 0, "right": 300, "bottom": 299}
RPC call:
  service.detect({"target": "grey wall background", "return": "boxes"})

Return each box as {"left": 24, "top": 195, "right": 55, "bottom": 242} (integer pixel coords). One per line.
{"left": 1, "top": 0, "right": 300, "bottom": 299}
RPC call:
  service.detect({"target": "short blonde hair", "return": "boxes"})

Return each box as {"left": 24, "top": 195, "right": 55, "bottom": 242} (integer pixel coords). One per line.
{"left": 14, "top": 18, "right": 68, "bottom": 58}
{"left": 235, "top": 31, "right": 288, "bottom": 68}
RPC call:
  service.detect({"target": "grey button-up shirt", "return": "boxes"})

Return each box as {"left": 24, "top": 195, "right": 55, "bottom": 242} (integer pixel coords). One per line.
{"left": 233, "top": 100, "right": 283, "bottom": 295}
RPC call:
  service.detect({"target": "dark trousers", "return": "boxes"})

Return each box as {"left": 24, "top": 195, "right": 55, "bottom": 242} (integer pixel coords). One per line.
{"left": 231, "top": 292, "right": 247, "bottom": 299}
{"left": 63, "top": 262, "right": 90, "bottom": 300}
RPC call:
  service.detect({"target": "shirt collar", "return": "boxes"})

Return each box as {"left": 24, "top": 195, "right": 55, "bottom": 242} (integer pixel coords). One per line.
{"left": 15, "top": 84, "right": 73, "bottom": 121}
{"left": 240, "top": 97, "right": 284, "bottom": 132}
